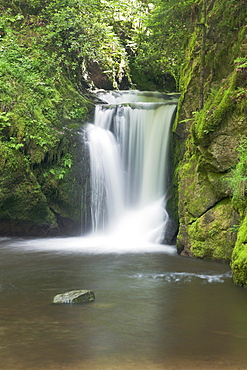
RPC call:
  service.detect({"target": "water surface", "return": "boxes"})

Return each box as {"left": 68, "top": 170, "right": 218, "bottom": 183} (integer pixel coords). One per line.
{"left": 0, "top": 237, "right": 247, "bottom": 370}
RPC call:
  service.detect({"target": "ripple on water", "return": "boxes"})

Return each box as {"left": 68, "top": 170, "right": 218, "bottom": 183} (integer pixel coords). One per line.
{"left": 131, "top": 271, "right": 232, "bottom": 284}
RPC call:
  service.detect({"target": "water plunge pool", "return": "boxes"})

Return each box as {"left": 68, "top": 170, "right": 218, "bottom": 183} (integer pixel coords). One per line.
{"left": 0, "top": 237, "right": 247, "bottom": 370}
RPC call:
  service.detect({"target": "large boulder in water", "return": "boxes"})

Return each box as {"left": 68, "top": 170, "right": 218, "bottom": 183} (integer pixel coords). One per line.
{"left": 53, "top": 290, "right": 95, "bottom": 304}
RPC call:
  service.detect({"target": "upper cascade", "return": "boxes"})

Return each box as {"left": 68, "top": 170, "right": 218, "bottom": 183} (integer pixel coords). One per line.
{"left": 96, "top": 89, "right": 179, "bottom": 104}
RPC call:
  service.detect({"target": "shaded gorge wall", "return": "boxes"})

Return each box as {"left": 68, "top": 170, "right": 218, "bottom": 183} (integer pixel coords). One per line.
{"left": 171, "top": 0, "right": 247, "bottom": 286}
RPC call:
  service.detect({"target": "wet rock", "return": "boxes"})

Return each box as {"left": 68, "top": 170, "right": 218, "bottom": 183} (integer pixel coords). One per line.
{"left": 53, "top": 290, "right": 95, "bottom": 304}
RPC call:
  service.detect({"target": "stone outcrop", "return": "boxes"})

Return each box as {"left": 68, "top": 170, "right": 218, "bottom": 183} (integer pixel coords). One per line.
{"left": 172, "top": 0, "right": 247, "bottom": 285}
{"left": 53, "top": 290, "right": 95, "bottom": 304}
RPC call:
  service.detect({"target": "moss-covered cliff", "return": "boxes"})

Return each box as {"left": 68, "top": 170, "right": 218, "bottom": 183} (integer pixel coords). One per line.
{"left": 0, "top": 1, "right": 131, "bottom": 236}
{"left": 173, "top": 0, "right": 247, "bottom": 285}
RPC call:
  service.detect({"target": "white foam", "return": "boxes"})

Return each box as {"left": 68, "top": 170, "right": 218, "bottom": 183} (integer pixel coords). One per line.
{"left": 7, "top": 236, "right": 177, "bottom": 255}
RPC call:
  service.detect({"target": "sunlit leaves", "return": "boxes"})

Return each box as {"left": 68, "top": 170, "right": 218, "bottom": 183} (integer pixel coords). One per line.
{"left": 133, "top": 0, "right": 196, "bottom": 86}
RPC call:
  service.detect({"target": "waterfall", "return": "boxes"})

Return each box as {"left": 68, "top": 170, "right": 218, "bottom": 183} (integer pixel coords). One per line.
{"left": 86, "top": 90, "right": 178, "bottom": 244}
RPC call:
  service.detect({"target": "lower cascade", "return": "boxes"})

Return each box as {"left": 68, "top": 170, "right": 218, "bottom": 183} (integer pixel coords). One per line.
{"left": 86, "top": 90, "right": 178, "bottom": 244}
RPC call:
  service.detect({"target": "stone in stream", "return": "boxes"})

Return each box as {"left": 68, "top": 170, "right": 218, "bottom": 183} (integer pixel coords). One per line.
{"left": 53, "top": 290, "right": 95, "bottom": 304}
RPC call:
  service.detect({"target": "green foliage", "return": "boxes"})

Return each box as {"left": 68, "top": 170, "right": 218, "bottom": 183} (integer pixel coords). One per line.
{"left": 0, "top": 0, "right": 138, "bottom": 232}
{"left": 44, "top": 153, "right": 73, "bottom": 181}
{"left": 235, "top": 57, "right": 247, "bottom": 69}
{"left": 41, "top": 0, "right": 130, "bottom": 87}
{"left": 132, "top": 0, "right": 196, "bottom": 90}
{"left": 0, "top": 4, "right": 89, "bottom": 231}
{"left": 207, "top": 0, "right": 247, "bottom": 38}
{"left": 227, "top": 138, "right": 247, "bottom": 214}
{"left": 0, "top": 26, "right": 66, "bottom": 164}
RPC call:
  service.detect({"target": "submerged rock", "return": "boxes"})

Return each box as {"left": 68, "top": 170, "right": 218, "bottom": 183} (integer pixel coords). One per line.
{"left": 53, "top": 290, "right": 95, "bottom": 304}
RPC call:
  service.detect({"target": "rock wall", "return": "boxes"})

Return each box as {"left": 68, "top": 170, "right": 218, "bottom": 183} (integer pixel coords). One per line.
{"left": 173, "top": 0, "right": 247, "bottom": 285}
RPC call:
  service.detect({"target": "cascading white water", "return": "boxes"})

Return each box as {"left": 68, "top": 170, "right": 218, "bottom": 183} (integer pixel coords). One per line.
{"left": 86, "top": 90, "right": 178, "bottom": 244}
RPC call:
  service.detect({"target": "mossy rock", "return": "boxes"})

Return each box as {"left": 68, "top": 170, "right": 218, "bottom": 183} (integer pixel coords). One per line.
{"left": 0, "top": 168, "right": 59, "bottom": 235}
{"left": 206, "top": 134, "right": 239, "bottom": 172}
{"left": 231, "top": 214, "right": 247, "bottom": 287}
{"left": 187, "top": 199, "right": 239, "bottom": 261}
{"left": 0, "top": 172, "right": 56, "bottom": 224}
{"left": 207, "top": 171, "right": 234, "bottom": 197}
{"left": 178, "top": 154, "right": 222, "bottom": 222}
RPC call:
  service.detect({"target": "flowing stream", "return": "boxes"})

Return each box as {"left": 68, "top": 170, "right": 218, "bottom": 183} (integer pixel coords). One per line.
{"left": 0, "top": 90, "right": 247, "bottom": 369}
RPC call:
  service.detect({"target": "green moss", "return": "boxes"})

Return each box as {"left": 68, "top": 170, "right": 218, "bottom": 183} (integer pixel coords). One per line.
{"left": 173, "top": 32, "right": 199, "bottom": 133}
{"left": 178, "top": 153, "right": 221, "bottom": 222}
{"left": 179, "top": 31, "right": 198, "bottom": 93}
{"left": 224, "top": 137, "right": 247, "bottom": 216}
{"left": 0, "top": 9, "right": 93, "bottom": 234}
{"left": 188, "top": 199, "right": 238, "bottom": 262}
{"left": 0, "top": 171, "right": 56, "bottom": 224}
{"left": 231, "top": 214, "right": 247, "bottom": 286}
{"left": 231, "top": 248, "right": 247, "bottom": 287}
{"left": 207, "top": 171, "right": 233, "bottom": 195}
{"left": 192, "top": 73, "right": 237, "bottom": 140}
